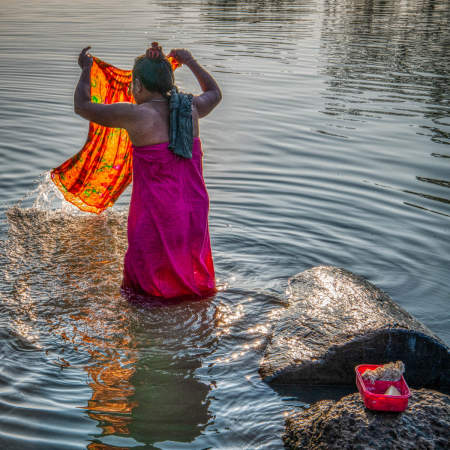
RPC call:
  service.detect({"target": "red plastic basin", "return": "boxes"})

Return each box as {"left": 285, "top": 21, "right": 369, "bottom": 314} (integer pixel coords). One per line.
{"left": 355, "top": 364, "right": 411, "bottom": 412}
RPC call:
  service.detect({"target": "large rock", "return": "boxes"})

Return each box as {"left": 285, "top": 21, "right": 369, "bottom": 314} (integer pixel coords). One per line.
{"left": 284, "top": 389, "right": 450, "bottom": 450}
{"left": 259, "top": 266, "right": 449, "bottom": 388}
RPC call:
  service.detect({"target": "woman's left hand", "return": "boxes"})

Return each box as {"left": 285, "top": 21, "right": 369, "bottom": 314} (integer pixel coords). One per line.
{"left": 78, "top": 46, "right": 93, "bottom": 70}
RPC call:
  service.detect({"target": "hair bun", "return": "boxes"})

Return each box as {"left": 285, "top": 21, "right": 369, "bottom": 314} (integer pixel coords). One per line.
{"left": 146, "top": 41, "right": 164, "bottom": 60}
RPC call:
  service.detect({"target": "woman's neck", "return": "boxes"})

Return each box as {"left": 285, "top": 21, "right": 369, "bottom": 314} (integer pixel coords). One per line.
{"left": 136, "top": 91, "right": 167, "bottom": 104}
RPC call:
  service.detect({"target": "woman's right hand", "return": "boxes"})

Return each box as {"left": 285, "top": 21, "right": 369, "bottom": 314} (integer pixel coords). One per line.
{"left": 78, "top": 46, "right": 93, "bottom": 70}
{"left": 168, "top": 49, "right": 194, "bottom": 65}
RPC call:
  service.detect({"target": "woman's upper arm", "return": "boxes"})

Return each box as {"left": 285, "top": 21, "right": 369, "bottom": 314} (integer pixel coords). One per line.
{"left": 193, "top": 90, "right": 222, "bottom": 118}
{"left": 74, "top": 102, "right": 137, "bottom": 129}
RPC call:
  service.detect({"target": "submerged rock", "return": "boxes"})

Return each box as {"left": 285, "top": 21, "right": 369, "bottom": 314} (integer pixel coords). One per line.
{"left": 259, "top": 266, "right": 449, "bottom": 388}
{"left": 284, "top": 389, "right": 450, "bottom": 450}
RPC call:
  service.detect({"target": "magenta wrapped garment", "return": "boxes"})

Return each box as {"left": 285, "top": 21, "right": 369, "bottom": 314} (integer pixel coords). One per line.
{"left": 122, "top": 137, "right": 216, "bottom": 299}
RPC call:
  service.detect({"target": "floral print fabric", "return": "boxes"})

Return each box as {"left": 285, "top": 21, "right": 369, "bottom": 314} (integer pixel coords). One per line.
{"left": 51, "top": 57, "right": 134, "bottom": 214}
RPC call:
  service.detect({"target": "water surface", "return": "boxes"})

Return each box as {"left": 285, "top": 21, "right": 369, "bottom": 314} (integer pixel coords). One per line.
{"left": 0, "top": 0, "right": 449, "bottom": 448}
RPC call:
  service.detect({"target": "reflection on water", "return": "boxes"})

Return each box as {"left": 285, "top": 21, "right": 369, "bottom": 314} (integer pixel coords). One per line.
{"left": 320, "top": 0, "right": 450, "bottom": 217}
{"left": 2, "top": 204, "right": 138, "bottom": 444}
{"left": 0, "top": 200, "right": 283, "bottom": 448}
{"left": 201, "top": 0, "right": 316, "bottom": 23}
{"left": 0, "top": 0, "right": 449, "bottom": 448}
{"left": 321, "top": 0, "right": 450, "bottom": 123}
{"left": 321, "top": 0, "right": 450, "bottom": 142}
{"left": 0, "top": 204, "right": 216, "bottom": 447}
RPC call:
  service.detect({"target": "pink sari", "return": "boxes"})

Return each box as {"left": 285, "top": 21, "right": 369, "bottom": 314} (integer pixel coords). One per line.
{"left": 122, "top": 137, "right": 216, "bottom": 299}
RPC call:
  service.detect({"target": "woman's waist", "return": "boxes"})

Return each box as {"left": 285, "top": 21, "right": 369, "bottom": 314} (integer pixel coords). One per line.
{"left": 132, "top": 136, "right": 201, "bottom": 152}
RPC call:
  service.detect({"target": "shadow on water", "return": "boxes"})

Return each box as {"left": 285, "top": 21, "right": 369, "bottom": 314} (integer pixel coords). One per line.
{"left": 271, "top": 384, "right": 356, "bottom": 405}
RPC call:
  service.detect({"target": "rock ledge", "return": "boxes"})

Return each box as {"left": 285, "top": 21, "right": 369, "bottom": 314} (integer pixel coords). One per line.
{"left": 284, "top": 389, "right": 450, "bottom": 450}
{"left": 260, "top": 266, "right": 449, "bottom": 388}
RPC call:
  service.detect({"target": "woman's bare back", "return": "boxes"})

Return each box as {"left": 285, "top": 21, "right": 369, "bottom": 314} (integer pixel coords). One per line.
{"left": 126, "top": 101, "right": 200, "bottom": 147}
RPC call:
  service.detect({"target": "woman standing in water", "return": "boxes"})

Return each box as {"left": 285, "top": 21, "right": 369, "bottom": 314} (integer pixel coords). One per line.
{"left": 74, "top": 43, "right": 221, "bottom": 299}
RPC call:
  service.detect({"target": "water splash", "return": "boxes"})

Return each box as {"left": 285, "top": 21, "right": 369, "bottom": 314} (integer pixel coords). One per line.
{"left": 31, "top": 172, "right": 82, "bottom": 214}
{"left": 11, "top": 171, "right": 84, "bottom": 216}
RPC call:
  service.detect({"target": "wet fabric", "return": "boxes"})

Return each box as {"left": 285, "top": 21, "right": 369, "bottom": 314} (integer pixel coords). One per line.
{"left": 51, "top": 57, "right": 134, "bottom": 214}
{"left": 169, "top": 88, "right": 194, "bottom": 159}
{"left": 122, "top": 138, "right": 216, "bottom": 299}
{"left": 51, "top": 56, "right": 185, "bottom": 214}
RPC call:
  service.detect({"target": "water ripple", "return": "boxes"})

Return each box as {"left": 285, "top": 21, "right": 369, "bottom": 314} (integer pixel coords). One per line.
{"left": 0, "top": 0, "right": 449, "bottom": 448}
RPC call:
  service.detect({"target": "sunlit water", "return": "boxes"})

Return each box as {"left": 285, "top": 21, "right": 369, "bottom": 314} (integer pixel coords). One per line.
{"left": 0, "top": 0, "right": 449, "bottom": 448}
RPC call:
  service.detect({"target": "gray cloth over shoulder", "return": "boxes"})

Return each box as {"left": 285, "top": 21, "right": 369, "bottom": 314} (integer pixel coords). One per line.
{"left": 169, "top": 87, "right": 194, "bottom": 159}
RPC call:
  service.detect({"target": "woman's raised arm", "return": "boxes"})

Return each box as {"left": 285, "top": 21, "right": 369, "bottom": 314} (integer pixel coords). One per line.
{"left": 168, "top": 49, "right": 222, "bottom": 118}
{"left": 74, "top": 46, "right": 136, "bottom": 128}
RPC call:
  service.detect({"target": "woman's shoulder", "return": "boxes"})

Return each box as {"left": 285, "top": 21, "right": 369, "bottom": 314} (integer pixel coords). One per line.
{"left": 127, "top": 102, "right": 170, "bottom": 146}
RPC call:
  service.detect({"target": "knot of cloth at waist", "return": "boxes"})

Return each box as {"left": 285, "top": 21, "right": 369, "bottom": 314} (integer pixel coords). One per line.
{"left": 169, "top": 87, "right": 194, "bottom": 159}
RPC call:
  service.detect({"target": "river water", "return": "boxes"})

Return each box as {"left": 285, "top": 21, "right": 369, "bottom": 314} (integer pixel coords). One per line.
{"left": 0, "top": 0, "right": 449, "bottom": 448}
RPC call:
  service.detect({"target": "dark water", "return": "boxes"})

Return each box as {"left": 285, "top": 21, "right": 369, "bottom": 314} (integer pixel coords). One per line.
{"left": 0, "top": 0, "right": 449, "bottom": 448}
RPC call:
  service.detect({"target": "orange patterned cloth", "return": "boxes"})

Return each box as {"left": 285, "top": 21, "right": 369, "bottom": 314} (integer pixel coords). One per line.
{"left": 51, "top": 57, "right": 134, "bottom": 214}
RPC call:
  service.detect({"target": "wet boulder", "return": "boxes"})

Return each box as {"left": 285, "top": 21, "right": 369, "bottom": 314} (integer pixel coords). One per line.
{"left": 284, "top": 389, "right": 450, "bottom": 450}
{"left": 259, "top": 266, "right": 449, "bottom": 388}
